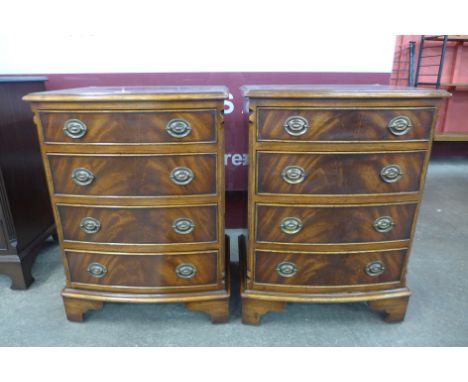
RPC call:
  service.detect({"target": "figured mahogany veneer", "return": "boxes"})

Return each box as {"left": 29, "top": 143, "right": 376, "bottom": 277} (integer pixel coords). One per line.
{"left": 40, "top": 110, "right": 217, "bottom": 144}
{"left": 24, "top": 86, "right": 229, "bottom": 323}
{"left": 254, "top": 249, "right": 406, "bottom": 287}
{"left": 66, "top": 250, "right": 218, "bottom": 290}
{"left": 257, "top": 107, "right": 435, "bottom": 142}
{"left": 49, "top": 154, "right": 217, "bottom": 197}
{"left": 241, "top": 85, "right": 450, "bottom": 325}
{"left": 59, "top": 204, "right": 218, "bottom": 245}
{"left": 257, "top": 151, "right": 426, "bottom": 195}
{"left": 256, "top": 203, "right": 417, "bottom": 244}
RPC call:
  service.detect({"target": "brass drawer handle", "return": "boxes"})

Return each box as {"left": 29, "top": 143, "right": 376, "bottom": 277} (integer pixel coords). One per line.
{"left": 380, "top": 164, "right": 403, "bottom": 183}
{"left": 166, "top": 119, "right": 192, "bottom": 138}
{"left": 283, "top": 116, "right": 309, "bottom": 136}
{"left": 175, "top": 263, "right": 197, "bottom": 279}
{"left": 87, "top": 262, "right": 107, "bottom": 278}
{"left": 281, "top": 166, "right": 305, "bottom": 184}
{"left": 170, "top": 167, "right": 194, "bottom": 185}
{"left": 64, "top": 119, "right": 87, "bottom": 139}
{"left": 80, "top": 217, "right": 101, "bottom": 234}
{"left": 365, "top": 261, "right": 386, "bottom": 277}
{"left": 276, "top": 261, "right": 298, "bottom": 277}
{"left": 72, "top": 168, "right": 95, "bottom": 186}
{"left": 172, "top": 218, "right": 195, "bottom": 234}
{"left": 388, "top": 116, "right": 412, "bottom": 136}
{"left": 373, "top": 216, "right": 395, "bottom": 233}
{"left": 280, "top": 217, "right": 303, "bottom": 235}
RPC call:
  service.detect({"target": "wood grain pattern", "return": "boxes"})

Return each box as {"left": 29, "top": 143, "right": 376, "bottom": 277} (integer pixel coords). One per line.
{"left": 256, "top": 203, "right": 417, "bottom": 244}
{"left": 241, "top": 84, "right": 450, "bottom": 99}
{"left": 62, "top": 296, "right": 104, "bottom": 322}
{"left": 49, "top": 153, "right": 216, "bottom": 197}
{"left": 241, "top": 85, "right": 446, "bottom": 324}
{"left": 25, "top": 85, "right": 229, "bottom": 102}
{"left": 254, "top": 249, "right": 406, "bottom": 286}
{"left": 40, "top": 110, "right": 216, "bottom": 144}
{"left": 58, "top": 204, "right": 218, "bottom": 245}
{"left": 257, "top": 151, "right": 425, "bottom": 195}
{"left": 257, "top": 107, "right": 434, "bottom": 141}
{"left": 255, "top": 140, "right": 430, "bottom": 152}
{"left": 66, "top": 250, "right": 218, "bottom": 288}
{"left": 25, "top": 86, "right": 229, "bottom": 323}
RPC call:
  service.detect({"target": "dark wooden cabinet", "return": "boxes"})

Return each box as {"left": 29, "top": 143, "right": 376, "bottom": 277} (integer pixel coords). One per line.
{"left": 0, "top": 77, "right": 55, "bottom": 289}
{"left": 240, "top": 85, "right": 449, "bottom": 325}
{"left": 24, "top": 86, "right": 230, "bottom": 322}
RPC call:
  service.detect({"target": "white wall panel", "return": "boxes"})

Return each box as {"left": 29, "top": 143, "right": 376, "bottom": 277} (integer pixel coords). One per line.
{"left": 0, "top": 0, "right": 396, "bottom": 74}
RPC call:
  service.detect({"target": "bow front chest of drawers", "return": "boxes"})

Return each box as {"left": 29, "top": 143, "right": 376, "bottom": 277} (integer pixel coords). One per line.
{"left": 240, "top": 85, "right": 449, "bottom": 325}
{"left": 24, "top": 86, "right": 230, "bottom": 323}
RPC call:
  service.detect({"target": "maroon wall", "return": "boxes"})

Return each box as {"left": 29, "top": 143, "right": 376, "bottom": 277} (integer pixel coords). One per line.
{"left": 9, "top": 72, "right": 391, "bottom": 226}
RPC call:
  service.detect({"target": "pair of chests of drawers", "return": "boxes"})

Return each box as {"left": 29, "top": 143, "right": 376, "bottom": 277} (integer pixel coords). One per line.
{"left": 249, "top": 104, "right": 434, "bottom": 290}
{"left": 38, "top": 108, "right": 223, "bottom": 292}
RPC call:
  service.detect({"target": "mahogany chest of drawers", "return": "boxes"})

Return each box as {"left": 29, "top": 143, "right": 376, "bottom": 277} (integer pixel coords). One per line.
{"left": 240, "top": 85, "right": 449, "bottom": 325}
{"left": 24, "top": 86, "right": 230, "bottom": 323}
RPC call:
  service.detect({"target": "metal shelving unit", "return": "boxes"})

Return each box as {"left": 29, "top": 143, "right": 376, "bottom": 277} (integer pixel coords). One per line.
{"left": 415, "top": 35, "right": 468, "bottom": 141}
{"left": 415, "top": 35, "right": 468, "bottom": 90}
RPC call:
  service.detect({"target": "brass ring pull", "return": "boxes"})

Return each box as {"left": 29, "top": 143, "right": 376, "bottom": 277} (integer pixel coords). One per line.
{"left": 63, "top": 119, "right": 87, "bottom": 139}
{"left": 388, "top": 116, "right": 412, "bottom": 136}
{"left": 172, "top": 218, "right": 195, "bottom": 234}
{"left": 175, "top": 263, "right": 197, "bottom": 279}
{"left": 170, "top": 167, "right": 194, "bottom": 185}
{"left": 365, "top": 261, "right": 386, "bottom": 277}
{"left": 276, "top": 262, "right": 298, "bottom": 277}
{"left": 166, "top": 119, "right": 192, "bottom": 138}
{"left": 373, "top": 216, "right": 395, "bottom": 233}
{"left": 80, "top": 217, "right": 101, "bottom": 234}
{"left": 280, "top": 217, "right": 303, "bottom": 235}
{"left": 281, "top": 166, "right": 306, "bottom": 184}
{"left": 87, "top": 262, "right": 107, "bottom": 278}
{"left": 72, "top": 168, "right": 95, "bottom": 186}
{"left": 380, "top": 164, "right": 403, "bottom": 183}
{"left": 283, "top": 116, "right": 309, "bottom": 136}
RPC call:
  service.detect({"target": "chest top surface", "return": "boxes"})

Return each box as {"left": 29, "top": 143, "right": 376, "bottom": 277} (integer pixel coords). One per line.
{"left": 23, "top": 86, "right": 229, "bottom": 102}
{"left": 241, "top": 84, "right": 450, "bottom": 99}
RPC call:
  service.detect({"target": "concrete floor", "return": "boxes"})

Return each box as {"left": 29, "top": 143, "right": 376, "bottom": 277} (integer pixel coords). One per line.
{"left": 1, "top": 157, "right": 467, "bottom": 346}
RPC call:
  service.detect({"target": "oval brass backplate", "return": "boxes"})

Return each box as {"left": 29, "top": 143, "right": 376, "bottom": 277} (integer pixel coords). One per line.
{"left": 175, "top": 263, "right": 197, "bottom": 279}
{"left": 373, "top": 216, "right": 395, "bottom": 233}
{"left": 276, "top": 262, "right": 298, "bottom": 277}
{"left": 281, "top": 166, "right": 306, "bottom": 184}
{"left": 280, "top": 217, "right": 303, "bottom": 235}
{"left": 166, "top": 119, "right": 192, "bottom": 138}
{"left": 283, "top": 116, "right": 309, "bottom": 136}
{"left": 64, "top": 119, "right": 87, "bottom": 139}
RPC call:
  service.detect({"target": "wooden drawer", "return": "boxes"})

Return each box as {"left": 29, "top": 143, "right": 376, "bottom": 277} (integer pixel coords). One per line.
{"left": 257, "top": 151, "right": 426, "bottom": 195}
{"left": 58, "top": 204, "right": 218, "bottom": 245}
{"left": 40, "top": 110, "right": 217, "bottom": 144}
{"left": 49, "top": 154, "right": 216, "bottom": 197}
{"left": 256, "top": 203, "right": 417, "bottom": 244}
{"left": 257, "top": 107, "right": 434, "bottom": 142}
{"left": 254, "top": 249, "right": 406, "bottom": 286}
{"left": 66, "top": 250, "right": 218, "bottom": 289}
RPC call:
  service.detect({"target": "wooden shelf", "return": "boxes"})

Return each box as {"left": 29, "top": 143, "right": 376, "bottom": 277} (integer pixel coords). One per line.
{"left": 418, "top": 84, "right": 468, "bottom": 90}
{"left": 425, "top": 35, "right": 468, "bottom": 43}
{"left": 434, "top": 133, "right": 468, "bottom": 142}
{"left": 440, "top": 83, "right": 468, "bottom": 90}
